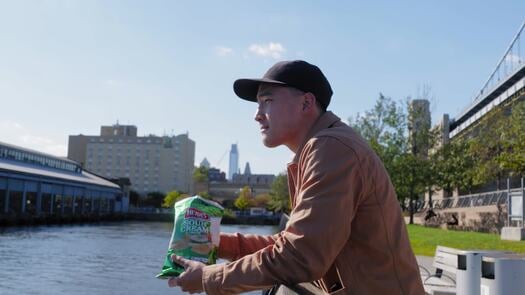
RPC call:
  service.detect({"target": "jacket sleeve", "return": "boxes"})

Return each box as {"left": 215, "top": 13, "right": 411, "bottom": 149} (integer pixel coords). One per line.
{"left": 218, "top": 232, "right": 279, "bottom": 261}
{"left": 202, "top": 137, "right": 363, "bottom": 295}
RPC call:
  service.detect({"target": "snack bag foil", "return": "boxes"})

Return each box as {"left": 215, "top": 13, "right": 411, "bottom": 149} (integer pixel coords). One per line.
{"left": 156, "top": 195, "right": 224, "bottom": 279}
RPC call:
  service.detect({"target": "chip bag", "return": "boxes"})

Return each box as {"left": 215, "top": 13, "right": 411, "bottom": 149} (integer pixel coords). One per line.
{"left": 156, "top": 195, "right": 224, "bottom": 278}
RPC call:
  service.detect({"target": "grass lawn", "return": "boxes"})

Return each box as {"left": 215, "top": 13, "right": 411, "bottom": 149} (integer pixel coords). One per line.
{"left": 407, "top": 224, "right": 525, "bottom": 256}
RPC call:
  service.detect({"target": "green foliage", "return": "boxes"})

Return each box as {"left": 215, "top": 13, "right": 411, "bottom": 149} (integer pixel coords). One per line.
{"left": 349, "top": 95, "right": 409, "bottom": 193}
{"left": 223, "top": 208, "right": 236, "bottom": 219}
{"left": 197, "top": 191, "right": 214, "bottom": 200}
{"left": 348, "top": 92, "right": 525, "bottom": 217}
{"left": 253, "top": 193, "right": 272, "bottom": 208}
{"left": 162, "top": 190, "right": 188, "bottom": 208}
{"left": 348, "top": 94, "right": 407, "bottom": 170}
{"left": 193, "top": 166, "right": 209, "bottom": 182}
{"left": 468, "top": 107, "right": 507, "bottom": 187}
{"left": 497, "top": 100, "right": 525, "bottom": 177}
{"left": 455, "top": 100, "right": 525, "bottom": 189}
{"left": 234, "top": 186, "right": 253, "bottom": 210}
{"left": 268, "top": 174, "right": 290, "bottom": 213}
{"left": 433, "top": 140, "right": 478, "bottom": 194}
{"left": 349, "top": 94, "right": 436, "bottom": 223}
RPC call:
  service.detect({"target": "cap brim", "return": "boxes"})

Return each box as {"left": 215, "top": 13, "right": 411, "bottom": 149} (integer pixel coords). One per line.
{"left": 233, "top": 78, "right": 287, "bottom": 102}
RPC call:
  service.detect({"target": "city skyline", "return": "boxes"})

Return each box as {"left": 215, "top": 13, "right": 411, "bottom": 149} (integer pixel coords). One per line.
{"left": 1, "top": 1, "right": 524, "bottom": 175}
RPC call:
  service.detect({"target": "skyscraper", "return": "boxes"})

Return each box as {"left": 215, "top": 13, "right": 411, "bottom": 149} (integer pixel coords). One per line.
{"left": 243, "top": 162, "right": 251, "bottom": 175}
{"left": 200, "top": 157, "right": 210, "bottom": 169}
{"left": 228, "top": 144, "right": 238, "bottom": 180}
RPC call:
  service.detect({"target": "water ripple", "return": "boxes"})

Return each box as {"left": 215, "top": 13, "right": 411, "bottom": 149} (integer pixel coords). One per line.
{"left": 0, "top": 222, "right": 276, "bottom": 295}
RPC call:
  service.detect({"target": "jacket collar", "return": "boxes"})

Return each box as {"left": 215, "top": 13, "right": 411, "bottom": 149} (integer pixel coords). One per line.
{"left": 289, "top": 111, "right": 341, "bottom": 165}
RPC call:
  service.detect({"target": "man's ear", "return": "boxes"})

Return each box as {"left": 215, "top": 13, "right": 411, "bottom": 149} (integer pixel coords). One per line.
{"left": 302, "top": 92, "right": 316, "bottom": 111}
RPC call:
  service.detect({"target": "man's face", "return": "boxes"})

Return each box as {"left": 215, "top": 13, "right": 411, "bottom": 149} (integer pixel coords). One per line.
{"left": 254, "top": 84, "right": 304, "bottom": 149}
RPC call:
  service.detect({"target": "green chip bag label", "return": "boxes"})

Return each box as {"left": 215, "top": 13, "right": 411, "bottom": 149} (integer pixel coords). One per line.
{"left": 156, "top": 195, "right": 224, "bottom": 279}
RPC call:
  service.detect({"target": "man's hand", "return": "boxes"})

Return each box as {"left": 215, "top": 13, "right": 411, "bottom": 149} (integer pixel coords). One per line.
{"left": 167, "top": 254, "right": 205, "bottom": 294}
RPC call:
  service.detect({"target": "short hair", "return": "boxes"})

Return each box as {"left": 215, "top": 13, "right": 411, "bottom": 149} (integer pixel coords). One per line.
{"left": 288, "top": 87, "right": 326, "bottom": 113}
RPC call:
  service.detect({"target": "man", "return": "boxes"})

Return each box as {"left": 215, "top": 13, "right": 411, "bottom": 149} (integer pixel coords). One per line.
{"left": 169, "top": 60, "right": 424, "bottom": 294}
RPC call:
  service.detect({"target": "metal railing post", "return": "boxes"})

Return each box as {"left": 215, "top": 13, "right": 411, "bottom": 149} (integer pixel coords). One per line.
{"left": 522, "top": 177, "right": 524, "bottom": 228}
{"left": 508, "top": 178, "right": 511, "bottom": 226}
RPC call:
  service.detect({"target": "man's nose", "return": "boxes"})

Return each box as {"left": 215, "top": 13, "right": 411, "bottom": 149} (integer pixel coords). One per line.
{"left": 254, "top": 107, "right": 263, "bottom": 122}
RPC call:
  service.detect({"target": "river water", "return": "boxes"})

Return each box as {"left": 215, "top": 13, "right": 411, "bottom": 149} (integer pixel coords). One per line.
{"left": 0, "top": 221, "right": 278, "bottom": 295}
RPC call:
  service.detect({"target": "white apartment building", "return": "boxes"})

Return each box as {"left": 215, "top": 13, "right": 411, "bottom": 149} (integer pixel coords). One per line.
{"left": 68, "top": 124, "right": 195, "bottom": 195}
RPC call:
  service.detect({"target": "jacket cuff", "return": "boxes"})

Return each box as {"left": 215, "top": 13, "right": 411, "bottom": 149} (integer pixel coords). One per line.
{"left": 202, "top": 263, "right": 224, "bottom": 295}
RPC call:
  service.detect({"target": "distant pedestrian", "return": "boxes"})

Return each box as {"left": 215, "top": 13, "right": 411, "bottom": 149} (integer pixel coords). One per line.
{"left": 425, "top": 208, "right": 437, "bottom": 221}
{"left": 168, "top": 60, "right": 424, "bottom": 294}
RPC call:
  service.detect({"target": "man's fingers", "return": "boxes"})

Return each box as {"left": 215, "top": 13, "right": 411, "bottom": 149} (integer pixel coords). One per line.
{"left": 168, "top": 277, "right": 179, "bottom": 288}
{"left": 171, "top": 254, "right": 189, "bottom": 267}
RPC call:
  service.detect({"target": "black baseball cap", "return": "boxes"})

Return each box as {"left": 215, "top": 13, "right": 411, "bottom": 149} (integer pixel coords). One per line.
{"left": 233, "top": 60, "right": 333, "bottom": 110}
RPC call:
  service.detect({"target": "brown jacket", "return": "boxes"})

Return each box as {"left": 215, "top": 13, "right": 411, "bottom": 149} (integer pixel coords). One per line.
{"left": 202, "top": 111, "right": 424, "bottom": 294}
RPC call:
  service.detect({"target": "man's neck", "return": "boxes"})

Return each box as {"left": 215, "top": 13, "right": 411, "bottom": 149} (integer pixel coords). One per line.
{"left": 286, "top": 113, "right": 323, "bottom": 153}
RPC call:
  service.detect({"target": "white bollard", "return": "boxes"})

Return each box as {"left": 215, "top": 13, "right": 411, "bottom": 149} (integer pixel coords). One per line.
{"left": 481, "top": 254, "right": 525, "bottom": 295}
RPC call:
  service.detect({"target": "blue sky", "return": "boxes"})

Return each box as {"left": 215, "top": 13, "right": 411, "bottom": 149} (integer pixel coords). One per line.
{"left": 1, "top": 1, "right": 524, "bottom": 175}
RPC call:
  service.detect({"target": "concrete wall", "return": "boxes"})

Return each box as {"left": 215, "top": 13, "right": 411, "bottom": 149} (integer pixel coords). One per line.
{"left": 418, "top": 205, "right": 507, "bottom": 234}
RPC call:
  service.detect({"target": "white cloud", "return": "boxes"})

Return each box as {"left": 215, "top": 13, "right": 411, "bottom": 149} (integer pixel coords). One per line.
{"left": 0, "top": 120, "right": 67, "bottom": 157}
{"left": 214, "top": 46, "right": 233, "bottom": 57}
{"left": 249, "top": 42, "right": 286, "bottom": 59}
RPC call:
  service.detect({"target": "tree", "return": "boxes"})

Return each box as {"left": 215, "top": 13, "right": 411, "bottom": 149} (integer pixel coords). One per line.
{"left": 193, "top": 166, "right": 209, "bottom": 182}
{"left": 253, "top": 193, "right": 272, "bottom": 208}
{"left": 391, "top": 153, "right": 431, "bottom": 224}
{"left": 498, "top": 100, "right": 525, "bottom": 177}
{"left": 197, "top": 191, "right": 214, "bottom": 200}
{"left": 234, "top": 186, "right": 253, "bottom": 210}
{"left": 349, "top": 93, "right": 437, "bottom": 224}
{"left": 162, "top": 190, "right": 189, "bottom": 208}
{"left": 268, "top": 173, "right": 290, "bottom": 213}
{"left": 348, "top": 94, "right": 407, "bottom": 172}
{"left": 468, "top": 106, "right": 507, "bottom": 189}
